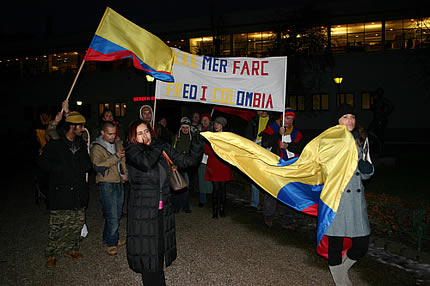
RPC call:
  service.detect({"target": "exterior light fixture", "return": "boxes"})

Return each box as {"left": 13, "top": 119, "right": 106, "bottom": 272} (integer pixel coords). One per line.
{"left": 333, "top": 76, "right": 343, "bottom": 94}
{"left": 146, "top": 75, "right": 155, "bottom": 82}
{"left": 333, "top": 76, "right": 343, "bottom": 84}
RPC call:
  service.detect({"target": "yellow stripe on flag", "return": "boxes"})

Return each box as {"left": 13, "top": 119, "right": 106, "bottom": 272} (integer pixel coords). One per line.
{"left": 201, "top": 125, "right": 357, "bottom": 213}
{"left": 95, "top": 7, "right": 173, "bottom": 75}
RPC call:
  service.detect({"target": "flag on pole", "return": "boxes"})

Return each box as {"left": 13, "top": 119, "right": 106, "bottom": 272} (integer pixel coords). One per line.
{"left": 84, "top": 7, "right": 174, "bottom": 82}
{"left": 200, "top": 125, "right": 358, "bottom": 257}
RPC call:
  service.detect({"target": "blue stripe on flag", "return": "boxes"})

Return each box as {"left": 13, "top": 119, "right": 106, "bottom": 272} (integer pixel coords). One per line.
{"left": 277, "top": 181, "right": 323, "bottom": 211}
{"left": 277, "top": 156, "right": 299, "bottom": 166}
{"left": 316, "top": 200, "right": 337, "bottom": 244}
{"left": 89, "top": 35, "right": 174, "bottom": 82}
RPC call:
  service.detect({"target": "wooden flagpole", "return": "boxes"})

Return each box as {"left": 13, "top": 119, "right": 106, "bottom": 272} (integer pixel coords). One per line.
{"left": 62, "top": 59, "right": 86, "bottom": 113}
{"left": 152, "top": 79, "right": 158, "bottom": 128}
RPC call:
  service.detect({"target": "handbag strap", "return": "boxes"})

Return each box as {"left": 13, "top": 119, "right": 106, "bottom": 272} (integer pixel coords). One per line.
{"left": 162, "top": 151, "right": 173, "bottom": 166}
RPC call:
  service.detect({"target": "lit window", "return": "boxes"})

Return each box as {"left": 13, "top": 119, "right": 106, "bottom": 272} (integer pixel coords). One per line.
{"left": 312, "top": 93, "right": 329, "bottom": 110}
{"left": 189, "top": 36, "right": 214, "bottom": 55}
{"left": 114, "top": 102, "right": 127, "bottom": 117}
{"left": 288, "top": 95, "right": 305, "bottom": 111}
{"left": 337, "top": 93, "right": 354, "bottom": 106}
{"left": 361, "top": 92, "right": 373, "bottom": 110}
{"left": 99, "top": 103, "right": 110, "bottom": 116}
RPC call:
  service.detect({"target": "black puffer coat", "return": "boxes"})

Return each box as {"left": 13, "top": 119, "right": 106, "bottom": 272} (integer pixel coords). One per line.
{"left": 125, "top": 135, "right": 203, "bottom": 273}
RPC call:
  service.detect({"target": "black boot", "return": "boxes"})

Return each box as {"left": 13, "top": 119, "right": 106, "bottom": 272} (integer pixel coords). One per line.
{"left": 219, "top": 195, "right": 225, "bottom": 218}
{"left": 219, "top": 188, "right": 226, "bottom": 217}
{"left": 212, "top": 202, "right": 219, "bottom": 219}
{"left": 219, "top": 203, "right": 225, "bottom": 218}
{"left": 212, "top": 192, "right": 219, "bottom": 219}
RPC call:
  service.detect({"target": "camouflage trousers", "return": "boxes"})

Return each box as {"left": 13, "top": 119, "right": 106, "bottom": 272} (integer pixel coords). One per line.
{"left": 45, "top": 208, "right": 86, "bottom": 258}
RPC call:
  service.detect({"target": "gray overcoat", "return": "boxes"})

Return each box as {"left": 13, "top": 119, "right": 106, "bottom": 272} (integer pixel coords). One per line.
{"left": 325, "top": 141, "right": 374, "bottom": 237}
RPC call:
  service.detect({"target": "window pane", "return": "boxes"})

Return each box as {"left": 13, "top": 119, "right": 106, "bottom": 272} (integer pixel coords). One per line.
{"left": 297, "top": 95, "right": 305, "bottom": 111}
{"left": 313, "top": 94, "right": 321, "bottom": 110}
{"left": 345, "top": 93, "right": 354, "bottom": 105}
{"left": 337, "top": 93, "right": 353, "bottom": 106}
{"left": 121, "top": 103, "right": 126, "bottom": 117}
{"left": 166, "top": 39, "right": 188, "bottom": 51}
{"left": 348, "top": 23, "right": 364, "bottom": 34}
{"left": 321, "top": 94, "right": 329, "bottom": 110}
{"left": 50, "top": 52, "right": 79, "bottom": 74}
{"left": 361, "top": 92, "right": 371, "bottom": 109}
{"left": 347, "top": 23, "right": 365, "bottom": 48}
{"left": 219, "top": 34, "right": 232, "bottom": 56}
{"left": 288, "top": 96, "right": 297, "bottom": 110}
{"left": 114, "top": 103, "right": 121, "bottom": 117}
{"left": 365, "top": 22, "right": 382, "bottom": 50}
{"left": 98, "top": 104, "right": 105, "bottom": 116}
{"left": 349, "top": 32, "right": 364, "bottom": 46}
{"left": 403, "top": 18, "right": 417, "bottom": 29}
{"left": 386, "top": 20, "right": 404, "bottom": 49}
{"left": 331, "top": 24, "right": 347, "bottom": 52}
{"left": 233, "top": 33, "right": 248, "bottom": 56}
{"left": 189, "top": 37, "right": 213, "bottom": 55}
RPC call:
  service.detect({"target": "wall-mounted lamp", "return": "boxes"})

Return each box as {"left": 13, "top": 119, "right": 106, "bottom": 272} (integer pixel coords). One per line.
{"left": 146, "top": 75, "right": 155, "bottom": 82}
{"left": 333, "top": 76, "right": 343, "bottom": 94}
{"left": 76, "top": 101, "right": 83, "bottom": 106}
{"left": 333, "top": 76, "right": 343, "bottom": 85}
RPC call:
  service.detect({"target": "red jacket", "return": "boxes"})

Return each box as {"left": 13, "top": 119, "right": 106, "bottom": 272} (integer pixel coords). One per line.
{"left": 204, "top": 144, "right": 233, "bottom": 182}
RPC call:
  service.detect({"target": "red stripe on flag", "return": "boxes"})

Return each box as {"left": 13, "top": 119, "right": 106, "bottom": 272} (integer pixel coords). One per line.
{"left": 301, "top": 203, "right": 318, "bottom": 216}
{"left": 84, "top": 48, "right": 172, "bottom": 76}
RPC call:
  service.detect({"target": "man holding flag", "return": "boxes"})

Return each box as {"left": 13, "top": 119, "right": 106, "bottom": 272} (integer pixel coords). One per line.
{"left": 261, "top": 108, "right": 304, "bottom": 229}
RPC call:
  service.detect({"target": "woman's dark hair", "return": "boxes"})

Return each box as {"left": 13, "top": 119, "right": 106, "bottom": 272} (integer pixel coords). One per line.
{"left": 334, "top": 104, "right": 367, "bottom": 150}
{"left": 355, "top": 124, "right": 367, "bottom": 150}
{"left": 127, "top": 119, "right": 156, "bottom": 145}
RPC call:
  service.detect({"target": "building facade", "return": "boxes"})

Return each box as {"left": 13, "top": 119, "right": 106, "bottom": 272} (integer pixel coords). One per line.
{"left": 3, "top": 2, "right": 430, "bottom": 146}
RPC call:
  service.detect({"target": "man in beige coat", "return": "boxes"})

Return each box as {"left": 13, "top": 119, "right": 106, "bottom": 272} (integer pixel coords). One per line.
{"left": 90, "top": 121, "right": 128, "bottom": 256}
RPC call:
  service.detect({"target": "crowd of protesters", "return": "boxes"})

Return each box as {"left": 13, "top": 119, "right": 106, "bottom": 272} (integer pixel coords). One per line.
{"left": 35, "top": 99, "right": 374, "bottom": 286}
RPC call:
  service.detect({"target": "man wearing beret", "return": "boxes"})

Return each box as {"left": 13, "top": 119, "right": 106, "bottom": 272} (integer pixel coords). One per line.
{"left": 39, "top": 111, "right": 92, "bottom": 268}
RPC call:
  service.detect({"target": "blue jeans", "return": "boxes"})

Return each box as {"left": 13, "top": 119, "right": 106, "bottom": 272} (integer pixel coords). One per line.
{"left": 99, "top": 182, "right": 124, "bottom": 247}
{"left": 250, "top": 183, "right": 260, "bottom": 208}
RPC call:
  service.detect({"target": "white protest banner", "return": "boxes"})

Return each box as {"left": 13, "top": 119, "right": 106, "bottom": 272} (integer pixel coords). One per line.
{"left": 155, "top": 48, "right": 287, "bottom": 112}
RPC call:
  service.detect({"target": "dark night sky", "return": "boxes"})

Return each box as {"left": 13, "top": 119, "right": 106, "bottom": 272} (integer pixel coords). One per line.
{"left": 2, "top": 0, "right": 423, "bottom": 36}
{"left": 1, "top": 0, "right": 318, "bottom": 35}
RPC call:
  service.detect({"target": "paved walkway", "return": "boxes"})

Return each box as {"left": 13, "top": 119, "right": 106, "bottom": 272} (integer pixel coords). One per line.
{"left": 0, "top": 166, "right": 426, "bottom": 286}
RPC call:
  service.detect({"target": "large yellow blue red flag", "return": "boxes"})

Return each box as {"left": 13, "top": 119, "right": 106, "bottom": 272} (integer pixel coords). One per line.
{"left": 201, "top": 125, "right": 358, "bottom": 257}
{"left": 84, "top": 7, "right": 174, "bottom": 82}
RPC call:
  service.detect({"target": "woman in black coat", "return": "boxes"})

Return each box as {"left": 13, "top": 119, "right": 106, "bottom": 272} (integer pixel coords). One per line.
{"left": 125, "top": 119, "right": 203, "bottom": 286}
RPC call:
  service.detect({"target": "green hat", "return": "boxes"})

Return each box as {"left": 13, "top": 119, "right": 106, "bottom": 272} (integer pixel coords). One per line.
{"left": 65, "top": 111, "right": 86, "bottom": 124}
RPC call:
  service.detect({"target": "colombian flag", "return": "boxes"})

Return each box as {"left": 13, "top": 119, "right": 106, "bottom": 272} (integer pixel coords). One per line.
{"left": 84, "top": 7, "right": 174, "bottom": 82}
{"left": 260, "top": 120, "right": 303, "bottom": 160}
{"left": 201, "top": 125, "right": 358, "bottom": 258}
